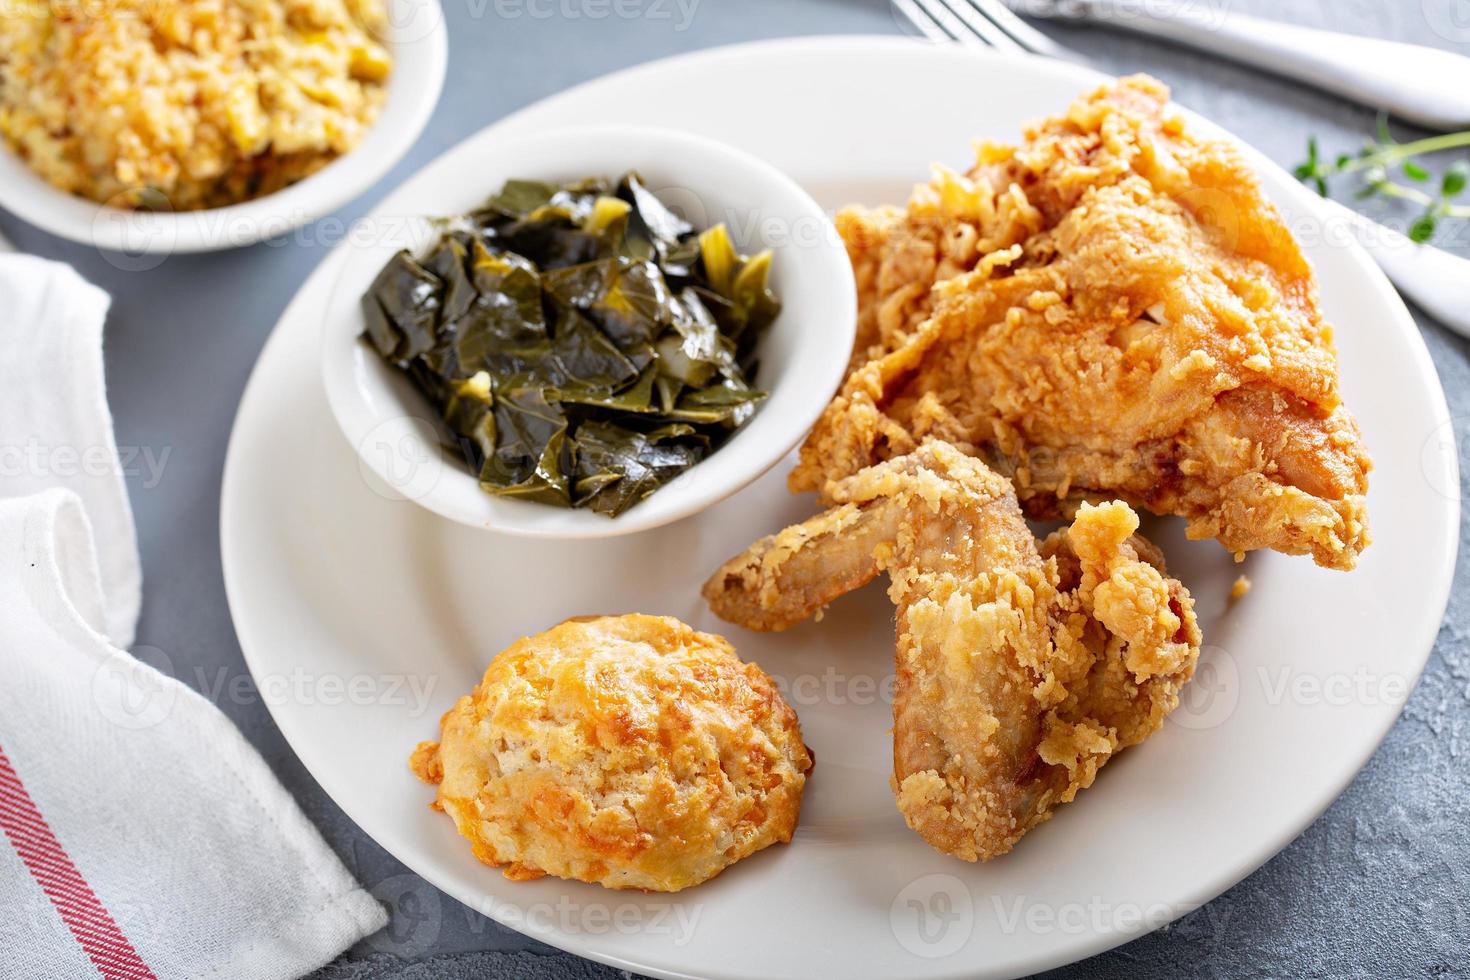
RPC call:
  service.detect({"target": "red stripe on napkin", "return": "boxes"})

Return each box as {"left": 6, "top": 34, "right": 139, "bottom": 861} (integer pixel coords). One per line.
{"left": 0, "top": 744, "right": 157, "bottom": 980}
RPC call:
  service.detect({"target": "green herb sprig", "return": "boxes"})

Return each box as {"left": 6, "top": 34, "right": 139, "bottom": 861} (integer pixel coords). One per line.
{"left": 1295, "top": 116, "right": 1470, "bottom": 243}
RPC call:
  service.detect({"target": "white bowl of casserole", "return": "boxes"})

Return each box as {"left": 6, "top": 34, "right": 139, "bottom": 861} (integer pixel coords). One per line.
{"left": 0, "top": 0, "right": 447, "bottom": 254}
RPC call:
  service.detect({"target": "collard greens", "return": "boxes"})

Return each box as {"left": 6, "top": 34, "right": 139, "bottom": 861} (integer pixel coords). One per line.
{"left": 361, "top": 173, "right": 780, "bottom": 517}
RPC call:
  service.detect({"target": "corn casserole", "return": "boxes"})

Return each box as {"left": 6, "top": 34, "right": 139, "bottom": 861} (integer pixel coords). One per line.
{"left": 0, "top": 0, "right": 392, "bottom": 210}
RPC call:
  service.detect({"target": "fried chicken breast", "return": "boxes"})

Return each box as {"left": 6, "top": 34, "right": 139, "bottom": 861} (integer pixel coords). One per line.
{"left": 704, "top": 442, "right": 1200, "bottom": 860}
{"left": 797, "top": 76, "right": 1371, "bottom": 570}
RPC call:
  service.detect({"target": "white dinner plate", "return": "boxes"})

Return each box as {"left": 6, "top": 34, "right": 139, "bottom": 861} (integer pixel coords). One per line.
{"left": 220, "top": 37, "right": 1459, "bottom": 980}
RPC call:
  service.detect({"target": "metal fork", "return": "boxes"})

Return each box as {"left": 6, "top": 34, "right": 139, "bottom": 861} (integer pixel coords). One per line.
{"left": 893, "top": 0, "right": 1084, "bottom": 62}
{"left": 891, "top": 0, "right": 1470, "bottom": 337}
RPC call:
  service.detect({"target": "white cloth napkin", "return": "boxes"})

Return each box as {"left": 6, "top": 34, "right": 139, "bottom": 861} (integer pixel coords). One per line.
{"left": 0, "top": 254, "right": 387, "bottom": 979}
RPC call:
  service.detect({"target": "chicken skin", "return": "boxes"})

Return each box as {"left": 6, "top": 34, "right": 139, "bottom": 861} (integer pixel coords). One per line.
{"left": 703, "top": 442, "right": 1201, "bottom": 860}
{"left": 795, "top": 76, "right": 1371, "bottom": 570}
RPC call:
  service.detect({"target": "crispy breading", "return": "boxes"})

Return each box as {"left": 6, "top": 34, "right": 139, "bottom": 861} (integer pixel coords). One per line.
{"left": 704, "top": 442, "right": 1200, "bottom": 861}
{"left": 411, "top": 614, "right": 812, "bottom": 891}
{"left": 798, "top": 75, "right": 1371, "bottom": 570}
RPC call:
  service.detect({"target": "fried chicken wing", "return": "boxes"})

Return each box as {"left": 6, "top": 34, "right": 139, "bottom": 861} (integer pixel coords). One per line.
{"left": 799, "top": 76, "right": 1371, "bottom": 570}
{"left": 703, "top": 442, "right": 1200, "bottom": 860}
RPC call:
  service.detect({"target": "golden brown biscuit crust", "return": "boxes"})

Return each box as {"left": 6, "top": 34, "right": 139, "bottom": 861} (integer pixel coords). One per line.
{"left": 411, "top": 614, "right": 811, "bottom": 891}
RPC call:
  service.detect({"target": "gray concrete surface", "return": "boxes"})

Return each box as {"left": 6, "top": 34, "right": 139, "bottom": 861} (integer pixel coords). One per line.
{"left": 2, "top": 0, "right": 1465, "bottom": 976}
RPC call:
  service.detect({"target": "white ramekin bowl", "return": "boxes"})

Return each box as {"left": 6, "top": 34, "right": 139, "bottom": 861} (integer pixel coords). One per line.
{"left": 321, "top": 124, "right": 856, "bottom": 538}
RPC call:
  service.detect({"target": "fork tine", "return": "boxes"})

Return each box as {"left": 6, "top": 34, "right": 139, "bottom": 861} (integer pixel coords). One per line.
{"left": 963, "top": 0, "right": 1091, "bottom": 62}
{"left": 902, "top": 0, "right": 985, "bottom": 46}
{"left": 936, "top": 0, "right": 1028, "bottom": 50}
{"left": 891, "top": 0, "right": 954, "bottom": 43}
